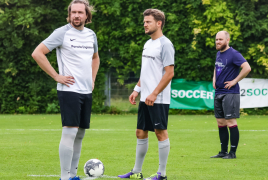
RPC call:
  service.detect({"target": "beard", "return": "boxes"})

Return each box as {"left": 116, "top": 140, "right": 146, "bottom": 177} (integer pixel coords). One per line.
{"left": 145, "top": 26, "right": 158, "bottom": 35}
{"left": 216, "top": 43, "right": 227, "bottom": 51}
{"left": 72, "top": 19, "right": 84, "bottom": 28}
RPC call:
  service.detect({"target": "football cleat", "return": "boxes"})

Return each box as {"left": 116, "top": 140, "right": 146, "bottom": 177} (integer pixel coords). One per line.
{"left": 71, "top": 176, "right": 81, "bottom": 180}
{"left": 210, "top": 151, "right": 228, "bottom": 158}
{"left": 144, "top": 172, "right": 167, "bottom": 180}
{"left": 118, "top": 170, "right": 143, "bottom": 179}
{"left": 222, "top": 152, "right": 236, "bottom": 159}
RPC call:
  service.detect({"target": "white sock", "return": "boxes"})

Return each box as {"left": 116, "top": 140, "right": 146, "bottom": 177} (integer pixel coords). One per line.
{"left": 157, "top": 138, "right": 170, "bottom": 177}
{"left": 59, "top": 128, "right": 78, "bottom": 180}
{"left": 132, "top": 138, "right": 148, "bottom": 173}
{"left": 70, "top": 128, "right": 85, "bottom": 178}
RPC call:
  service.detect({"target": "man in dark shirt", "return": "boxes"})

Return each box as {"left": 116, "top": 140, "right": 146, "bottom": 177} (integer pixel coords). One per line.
{"left": 211, "top": 31, "right": 251, "bottom": 159}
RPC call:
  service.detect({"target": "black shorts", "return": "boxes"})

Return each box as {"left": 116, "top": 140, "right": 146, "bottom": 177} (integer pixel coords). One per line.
{"left": 137, "top": 102, "right": 169, "bottom": 132}
{"left": 214, "top": 94, "right": 240, "bottom": 119}
{"left": 57, "top": 91, "right": 92, "bottom": 129}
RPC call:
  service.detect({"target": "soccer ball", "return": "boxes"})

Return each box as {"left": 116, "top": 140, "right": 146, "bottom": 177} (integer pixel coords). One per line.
{"left": 84, "top": 159, "right": 105, "bottom": 177}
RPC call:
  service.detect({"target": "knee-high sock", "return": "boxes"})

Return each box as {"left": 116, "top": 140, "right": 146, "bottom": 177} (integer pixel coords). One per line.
{"left": 70, "top": 128, "right": 85, "bottom": 178}
{"left": 132, "top": 138, "right": 148, "bottom": 173}
{"left": 158, "top": 138, "right": 170, "bottom": 177}
{"left": 229, "top": 125, "right": 239, "bottom": 153}
{"left": 59, "top": 128, "right": 78, "bottom": 180}
{"left": 218, "top": 125, "right": 229, "bottom": 153}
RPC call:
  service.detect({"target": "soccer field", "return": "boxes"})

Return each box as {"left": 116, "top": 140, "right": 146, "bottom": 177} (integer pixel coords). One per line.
{"left": 0, "top": 114, "right": 267, "bottom": 180}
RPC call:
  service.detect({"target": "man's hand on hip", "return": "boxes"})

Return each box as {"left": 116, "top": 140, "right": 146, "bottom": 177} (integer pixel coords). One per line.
{"left": 54, "top": 75, "right": 75, "bottom": 87}
{"left": 224, "top": 80, "right": 237, "bottom": 90}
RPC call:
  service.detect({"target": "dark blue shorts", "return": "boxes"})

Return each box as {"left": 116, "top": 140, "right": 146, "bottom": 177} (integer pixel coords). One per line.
{"left": 57, "top": 91, "right": 92, "bottom": 129}
{"left": 137, "top": 102, "right": 169, "bottom": 132}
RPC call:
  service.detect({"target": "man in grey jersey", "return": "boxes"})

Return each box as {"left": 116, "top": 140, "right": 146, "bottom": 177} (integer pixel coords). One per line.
{"left": 31, "top": 0, "right": 99, "bottom": 180}
{"left": 118, "top": 9, "right": 174, "bottom": 180}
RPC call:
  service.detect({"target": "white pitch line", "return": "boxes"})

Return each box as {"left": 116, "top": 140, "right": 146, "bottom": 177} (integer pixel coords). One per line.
{"left": 83, "top": 175, "right": 118, "bottom": 179}
{"left": 2, "top": 129, "right": 132, "bottom": 131}
{"left": 28, "top": 175, "right": 59, "bottom": 177}
{"left": 1, "top": 129, "right": 267, "bottom": 132}
{"left": 209, "top": 129, "right": 267, "bottom": 132}
{"left": 27, "top": 175, "right": 118, "bottom": 179}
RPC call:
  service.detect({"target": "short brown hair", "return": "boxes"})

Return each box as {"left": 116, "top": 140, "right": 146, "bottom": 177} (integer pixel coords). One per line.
{"left": 143, "top": 9, "right": 165, "bottom": 29}
{"left": 67, "top": 0, "right": 94, "bottom": 24}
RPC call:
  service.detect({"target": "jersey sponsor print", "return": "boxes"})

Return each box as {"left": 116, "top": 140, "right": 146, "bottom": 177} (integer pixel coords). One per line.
{"left": 43, "top": 24, "right": 98, "bottom": 94}
{"left": 215, "top": 47, "right": 247, "bottom": 95}
{"left": 140, "top": 36, "right": 175, "bottom": 104}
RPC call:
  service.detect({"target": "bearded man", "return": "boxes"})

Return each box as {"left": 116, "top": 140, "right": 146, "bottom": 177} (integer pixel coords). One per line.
{"left": 118, "top": 9, "right": 174, "bottom": 180}
{"left": 31, "top": 0, "right": 99, "bottom": 179}
{"left": 211, "top": 31, "right": 251, "bottom": 159}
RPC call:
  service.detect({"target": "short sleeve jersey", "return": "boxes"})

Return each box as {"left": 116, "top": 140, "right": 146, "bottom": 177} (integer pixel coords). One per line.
{"left": 215, "top": 47, "right": 247, "bottom": 95}
{"left": 42, "top": 23, "right": 98, "bottom": 94}
{"left": 140, "top": 35, "right": 175, "bottom": 104}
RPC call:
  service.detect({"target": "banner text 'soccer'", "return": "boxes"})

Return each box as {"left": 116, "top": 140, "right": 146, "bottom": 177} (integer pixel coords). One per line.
{"left": 170, "top": 79, "right": 215, "bottom": 110}
{"left": 170, "top": 78, "right": 268, "bottom": 110}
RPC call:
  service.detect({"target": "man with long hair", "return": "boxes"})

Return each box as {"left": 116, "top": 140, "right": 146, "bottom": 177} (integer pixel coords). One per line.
{"left": 118, "top": 9, "right": 175, "bottom": 180}
{"left": 32, "top": 0, "right": 99, "bottom": 179}
{"left": 211, "top": 31, "right": 251, "bottom": 159}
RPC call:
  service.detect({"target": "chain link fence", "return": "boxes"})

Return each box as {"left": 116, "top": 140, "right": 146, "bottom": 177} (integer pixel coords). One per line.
{"left": 105, "top": 73, "right": 140, "bottom": 112}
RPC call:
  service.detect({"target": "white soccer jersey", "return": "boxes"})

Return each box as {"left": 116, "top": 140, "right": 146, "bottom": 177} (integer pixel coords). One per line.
{"left": 140, "top": 35, "right": 175, "bottom": 104}
{"left": 43, "top": 23, "right": 98, "bottom": 94}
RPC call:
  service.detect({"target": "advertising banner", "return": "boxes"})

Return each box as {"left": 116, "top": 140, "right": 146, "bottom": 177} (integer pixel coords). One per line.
{"left": 239, "top": 78, "right": 268, "bottom": 108}
{"left": 170, "top": 79, "right": 214, "bottom": 110}
{"left": 170, "top": 78, "right": 268, "bottom": 110}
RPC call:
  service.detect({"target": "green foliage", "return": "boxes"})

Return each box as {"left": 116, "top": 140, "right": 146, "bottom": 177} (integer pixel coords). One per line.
{"left": 241, "top": 107, "right": 268, "bottom": 115}
{"left": 0, "top": 0, "right": 268, "bottom": 114}
{"left": 46, "top": 103, "right": 60, "bottom": 114}
{"left": 0, "top": 0, "right": 106, "bottom": 113}
{"left": 90, "top": 0, "right": 268, "bottom": 83}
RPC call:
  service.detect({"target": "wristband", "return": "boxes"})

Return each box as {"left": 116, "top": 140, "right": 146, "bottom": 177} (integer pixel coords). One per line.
{"left": 134, "top": 85, "right": 141, "bottom": 93}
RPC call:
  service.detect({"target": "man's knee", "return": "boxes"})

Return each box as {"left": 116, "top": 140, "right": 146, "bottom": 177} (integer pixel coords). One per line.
{"left": 155, "top": 129, "right": 168, "bottom": 141}
{"left": 216, "top": 118, "right": 227, "bottom": 126}
{"left": 136, "top": 129, "right": 148, "bottom": 139}
{"left": 226, "top": 119, "right": 237, "bottom": 127}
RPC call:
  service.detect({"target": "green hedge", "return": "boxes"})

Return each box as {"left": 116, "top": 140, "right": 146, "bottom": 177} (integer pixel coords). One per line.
{"left": 0, "top": 0, "right": 268, "bottom": 114}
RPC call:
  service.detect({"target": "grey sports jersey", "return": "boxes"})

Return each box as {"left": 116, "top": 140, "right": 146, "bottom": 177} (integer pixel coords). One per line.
{"left": 140, "top": 35, "right": 175, "bottom": 104}
{"left": 42, "top": 23, "right": 98, "bottom": 94}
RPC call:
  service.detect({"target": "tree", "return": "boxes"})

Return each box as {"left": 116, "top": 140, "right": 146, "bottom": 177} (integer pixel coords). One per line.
{"left": 0, "top": 0, "right": 267, "bottom": 113}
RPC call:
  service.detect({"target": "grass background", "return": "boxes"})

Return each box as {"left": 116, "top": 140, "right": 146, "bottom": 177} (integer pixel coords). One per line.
{"left": 0, "top": 114, "right": 267, "bottom": 180}
{"left": 110, "top": 98, "right": 140, "bottom": 113}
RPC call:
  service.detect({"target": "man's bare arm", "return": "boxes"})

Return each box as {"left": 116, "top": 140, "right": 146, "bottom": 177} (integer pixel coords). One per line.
{"left": 129, "top": 79, "right": 141, "bottom": 105}
{"left": 224, "top": 62, "right": 251, "bottom": 89}
{"left": 92, "top": 52, "right": 100, "bottom": 83}
{"left": 145, "top": 65, "right": 174, "bottom": 106}
{"left": 213, "top": 68, "right": 216, "bottom": 89}
{"left": 31, "top": 43, "right": 75, "bottom": 87}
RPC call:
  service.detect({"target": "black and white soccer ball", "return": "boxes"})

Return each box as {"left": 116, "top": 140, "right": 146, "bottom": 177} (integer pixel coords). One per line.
{"left": 84, "top": 159, "right": 105, "bottom": 177}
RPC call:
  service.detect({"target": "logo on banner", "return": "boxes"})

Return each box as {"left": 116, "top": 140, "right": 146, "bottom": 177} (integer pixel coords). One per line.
{"left": 171, "top": 90, "right": 214, "bottom": 99}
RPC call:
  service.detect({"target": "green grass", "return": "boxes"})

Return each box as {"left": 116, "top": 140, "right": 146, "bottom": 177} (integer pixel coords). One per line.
{"left": 110, "top": 98, "right": 140, "bottom": 112}
{"left": 0, "top": 114, "right": 268, "bottom": 180}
